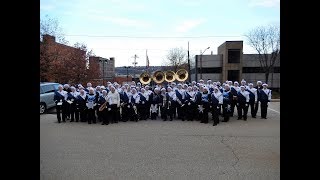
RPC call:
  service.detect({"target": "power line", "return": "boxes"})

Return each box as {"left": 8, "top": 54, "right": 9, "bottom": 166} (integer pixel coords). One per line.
{"left": 59, "top": 34, "right": 245, "bottom": 38}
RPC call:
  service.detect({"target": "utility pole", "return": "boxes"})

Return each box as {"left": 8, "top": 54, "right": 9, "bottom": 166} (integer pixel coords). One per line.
{"left": 124, "top": 66, "right": 131, "bottom": 84}
{"left": 132, "top": 54, "right": 139, "bottom": 83}
{"left": 187, "top": 41, "right": 190, "bottom": 83}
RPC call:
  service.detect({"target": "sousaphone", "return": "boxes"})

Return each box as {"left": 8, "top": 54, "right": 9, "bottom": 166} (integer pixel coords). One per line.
{"left": 152, "top": 71, "right": 165, "bottom": 84}
{"left": 164, "top": 70, "right": 176, "bottom": 82}
{"left": 139, "top": 72, "right": 152, "bottom": 85}
{"left": 175, "top": 69, "right": 188, "bottom": 82}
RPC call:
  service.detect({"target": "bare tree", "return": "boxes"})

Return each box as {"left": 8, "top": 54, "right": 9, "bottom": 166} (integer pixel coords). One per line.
{"left": 40, "top": 15, "right": 68, "bottom": 44}
{"left": 245, "top": 24, "right": 280, "bottom": 84}
{"left": 164, "top": 47, "right": 187, "bottom": 72}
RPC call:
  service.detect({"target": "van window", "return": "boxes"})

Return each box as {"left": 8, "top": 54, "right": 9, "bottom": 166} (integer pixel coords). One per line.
{"left": 53, "top": 84, "right": 59, "bottom": 90}
{"left": 42, "top": 85, "right": 55, "bottom": 93}
{"left": 40, "top": 87, "right": 44, "bottom": 94}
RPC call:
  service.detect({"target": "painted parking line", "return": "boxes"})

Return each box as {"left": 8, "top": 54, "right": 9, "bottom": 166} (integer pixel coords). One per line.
{"left": 268, "top": 108, "right": 280, "bottom": 114}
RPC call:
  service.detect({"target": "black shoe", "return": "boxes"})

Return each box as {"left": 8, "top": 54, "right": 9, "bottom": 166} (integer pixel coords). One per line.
{"left": 62, "top": 120, "right": 66, "bottom": 122}
{"left": 102, "top": 123, "right": 105, "bottom": 125}
{"left": 237, "top": 118, "right": 242, "bottom": 120}
{"left": 213, "top": 123, "right": 217, "bottom": 126}
{"left": 70, "top": 120, "right": 74, "bottom": 122}
{"left": 200, "top": 121, "right": 204, "bottom": 123}
{"left": 252, "top": 116, "right": 256, "bottom": 118}
{"left": 243, "top": 118, "right": 247, "bottom": 121}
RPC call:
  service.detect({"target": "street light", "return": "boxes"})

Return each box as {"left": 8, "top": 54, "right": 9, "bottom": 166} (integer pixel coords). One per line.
{"left": 200, "top": 47, "right": 210, "bottom": 80}
{"left": 124, "top": 66, "right": 131, "bottom": 84}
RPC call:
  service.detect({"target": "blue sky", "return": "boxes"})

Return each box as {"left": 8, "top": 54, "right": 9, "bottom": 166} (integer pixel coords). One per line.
{"left": 40, "top": 0, "right": 280, "bottom": 67}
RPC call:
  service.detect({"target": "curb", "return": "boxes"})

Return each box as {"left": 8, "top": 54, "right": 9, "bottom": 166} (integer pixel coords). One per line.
{"left": 271, "top": 99, "right": 280, "bottom": 102}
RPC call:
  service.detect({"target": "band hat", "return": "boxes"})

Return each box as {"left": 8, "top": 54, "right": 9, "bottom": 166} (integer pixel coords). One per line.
{"left": 240, "top": 86, "right": 245, "bottom": 88}
{"left": 248, "top": 83, "right": 253, "bottom": 86}
{"left": 262, "top": 83, "right": 268, "bottom": 86}
{"left": 161, "top": 88, "right": 166, "bottom": 91}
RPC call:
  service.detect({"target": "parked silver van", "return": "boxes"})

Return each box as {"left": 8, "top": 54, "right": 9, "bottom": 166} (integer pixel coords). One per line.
{"left": 40, "top": 82, "right": 60, "bottom": 114}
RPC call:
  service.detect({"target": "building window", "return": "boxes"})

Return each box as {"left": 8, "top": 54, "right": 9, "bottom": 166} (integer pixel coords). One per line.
{"left": 242, "top": 67, "right": 280, "bottom": 73}
{"left": 228, "top": 49, "right": 240, "bottom": 63}
{"left": 228, "top": 70, "right": 240, "bottom": 82}
{"left": 196, "top": 67, "right": 222, "bottom": 73}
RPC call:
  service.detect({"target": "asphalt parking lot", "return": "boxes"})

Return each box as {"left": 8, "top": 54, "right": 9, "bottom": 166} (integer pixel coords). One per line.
{"left": 40, "top": 102, "right": 280, "bottom": 180}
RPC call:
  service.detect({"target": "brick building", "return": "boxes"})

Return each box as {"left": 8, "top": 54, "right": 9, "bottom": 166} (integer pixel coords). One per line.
{"left": 40, "top": 34, "right": 86, "bottom": 83}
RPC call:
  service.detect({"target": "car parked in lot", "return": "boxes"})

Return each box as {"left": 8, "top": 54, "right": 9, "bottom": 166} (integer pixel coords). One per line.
{"left": 40, "top": 82, "right": 60, "bottom": 114}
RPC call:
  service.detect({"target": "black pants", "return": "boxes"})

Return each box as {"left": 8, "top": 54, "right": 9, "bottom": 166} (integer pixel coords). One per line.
{"left": 177, "top": 104, "right": 185, "bottom": 120}
{"left": 260, "top": 102, "right": 268, "bottom": 118}
{"left": 138, "top": 104, "right": 147, "bottom": 120}
{"left": 248, "top": 101, "right": 256, "bottom": 117}
{"left": 109, "top": 104, "right": 118, "bottom": 123}
{"left": 69, "top": 104, "right": 79, "bottom": 122}
{"left": 101, "top": 109, "right": 109, "bottom": 125}
{"left": 79, "top": 108, "right": 87, "bottom": 122}
{"left": 222, "top": 103, "right": 231, "bottom": 122}
{"left": 231, "top": 99, "right": 237, "bottom": 116}
{"left": 87, "top": 108, "right": 96, "bottom": 124}
{"left": 199, "top": 103, "right": 209, "bottom": 123}
{"left": 211, "top": 104, "right": 220, "bottom": 125}
{"left": 254, "top": 101, "right": 259, "bottom": 116}
{"left": 56, "top": 104, "right": 66, "bottom": 122}
{"left": 64, "top": 103, "right": 70, "bottom": 119}
{"left": 185, "top": 103, "right": 194, "bottom": 121}
{"left": 160, "top": 106, "right": 168, "bottom": 120}
{"left": 237, "top": 103, "right": 248, "bottom": 120}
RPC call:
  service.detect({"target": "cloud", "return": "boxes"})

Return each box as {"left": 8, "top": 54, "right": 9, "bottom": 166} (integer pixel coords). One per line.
{"left": 248, "top": 0, "right": 280, "bottom": 8}
{"left": 174, "top": 19, "right": 206, "bottom": 33}
{"left": 40, "top": 4, "right": 55, "bottom": 11}
{"left": 89, "top": 15, "right": 152, "bottom": 28}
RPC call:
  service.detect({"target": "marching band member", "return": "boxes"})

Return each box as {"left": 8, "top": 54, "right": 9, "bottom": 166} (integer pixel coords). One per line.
{"left": 54, "top": 85, "right": 67, "bottom": 123}
{"left": 107, "top": 86, "right": 121, "bottom": 123}
{"left": 138, "top": 88, "right": 148, "bottom": 120}
{"left": 85, "top": 82, "right": 92, "bottom": 93}
{"left": 237, "top": 86, "right": 250, "bottom": 120}
{"left": 230, "top": 81, "right": 240, "bottom": 117}
{"left": 254, "top": 81, "right": 263, "bottom": 117}
{"left": 76, "top": 89, "right": 87, "bottom": 122}
{"left": 210, "top": 87, "right": 223, "bottom": 126}
{"left": 119, "top": 86, "right": 130, "bottom": 122}
{"left": 199, "top": 87, "right": 211, "bottom": 124}
{"left": 175, "top": 83, "right": 185, "bottom": 121}
{"left": 66, "top": 86, "right": 79, "bottom": 122}
{"left": 63, "top": 84, "right": 71, "bottom": 120}
{"left": 129, "top": 88, "right": 140, "bottom": 122}
{"left": 194, "top": 85, "right": 202, "bottom": 121}
{"left": 145, "top": 85, "right": 153, "bottom": 118}
{"left": 259, "top": 84, "right": 272, "bottom": 119}
{"left": 184, "top": 86, "right": 196, "bottom": 121}
{"left": 167, "top": 87, "right": 176, "bottom": 121}
{"left": 86, "top": 87, "right": 97, "bottom": 124}
{"left": 95, "top": 86, "right": 102, "bottom": 122}
{"left": 241, "top": 79, "right": 248, "bottom": 89}
{"left": 151, "top": 88, "right": 161, "bottom": 120}
{"left": 246, "top": 83, "right": 258, "bottom": 118}
{"left": 98, "top": 90, "right": 109, "bottom": 125}
{"left": 222, "top": 84, "right": 233, "bottom": 122}
{"left": 160, "top": 88, "right": 170, "bottom": 121}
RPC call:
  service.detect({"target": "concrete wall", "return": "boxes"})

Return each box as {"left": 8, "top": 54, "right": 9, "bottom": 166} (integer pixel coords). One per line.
{"left": 242, "top": 73, "right": 280, "bottom": 88}
{"left": 196, "top": 55, "right": 222, "bottom": 68}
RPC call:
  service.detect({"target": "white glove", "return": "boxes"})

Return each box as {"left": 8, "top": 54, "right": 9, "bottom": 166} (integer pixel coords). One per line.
{"left": 245, "top": 104, "right": 248, "bottom": 107}
{"left": 217, "top": 106, "right": 220, "bottom": 109}
{"left": 237, "top": 103, "right": 239, "bottom": 106}
{"left": 108, "top": 108, "right": 111, "bottom": 111}
{"left": 142, "top": 101, "right": 145, "bottom": 104}
{"left": 127, "top": 105, "right": 130, "bottom": 108}
{"left": 267, "top": 102, "right": 270, "bottom": 106}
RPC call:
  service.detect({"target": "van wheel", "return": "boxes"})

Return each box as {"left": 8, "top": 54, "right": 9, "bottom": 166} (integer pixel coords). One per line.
{"left": 40, "top": 103, "right": 46, "bottom": 114}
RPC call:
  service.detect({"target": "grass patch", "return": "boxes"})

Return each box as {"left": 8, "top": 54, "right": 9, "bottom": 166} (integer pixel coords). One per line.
{"left": 272, "top": 91, "right": 280, "bottom": 99}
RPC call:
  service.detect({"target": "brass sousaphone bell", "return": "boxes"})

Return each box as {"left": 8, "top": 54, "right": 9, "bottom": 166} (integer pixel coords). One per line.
{"left": 139, "top": 72, "right": 152, "bottom": 85}
{"left": 175, "top": 69, "right": 188, "bottom": 82}
{"left": 152, "top": 70, "right": 165, "bottom": 84}
{"left": 164, "top": 70, "right": 176, "bottom": 82}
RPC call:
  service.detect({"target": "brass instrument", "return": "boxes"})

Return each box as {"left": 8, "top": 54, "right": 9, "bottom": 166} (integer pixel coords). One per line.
{"left": 175, "top": 69, "right": 188, "bottom": 82}
{"left": 162, "top": 93, "right": 167, "bottom": 108}
{"left": 138, "top": 68, "right": 188, "bottom": 84}
{"left": 165, "top": 70, "right": 176, "bottom": 82}
{"left": 139, "top": 72, "right": 152, "bottom": 85}
{"left": 153, "top": 71, "right": 165, "bottom": 84}
{"left": 99, "top": 101, "right": 107, "bottom": 111}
